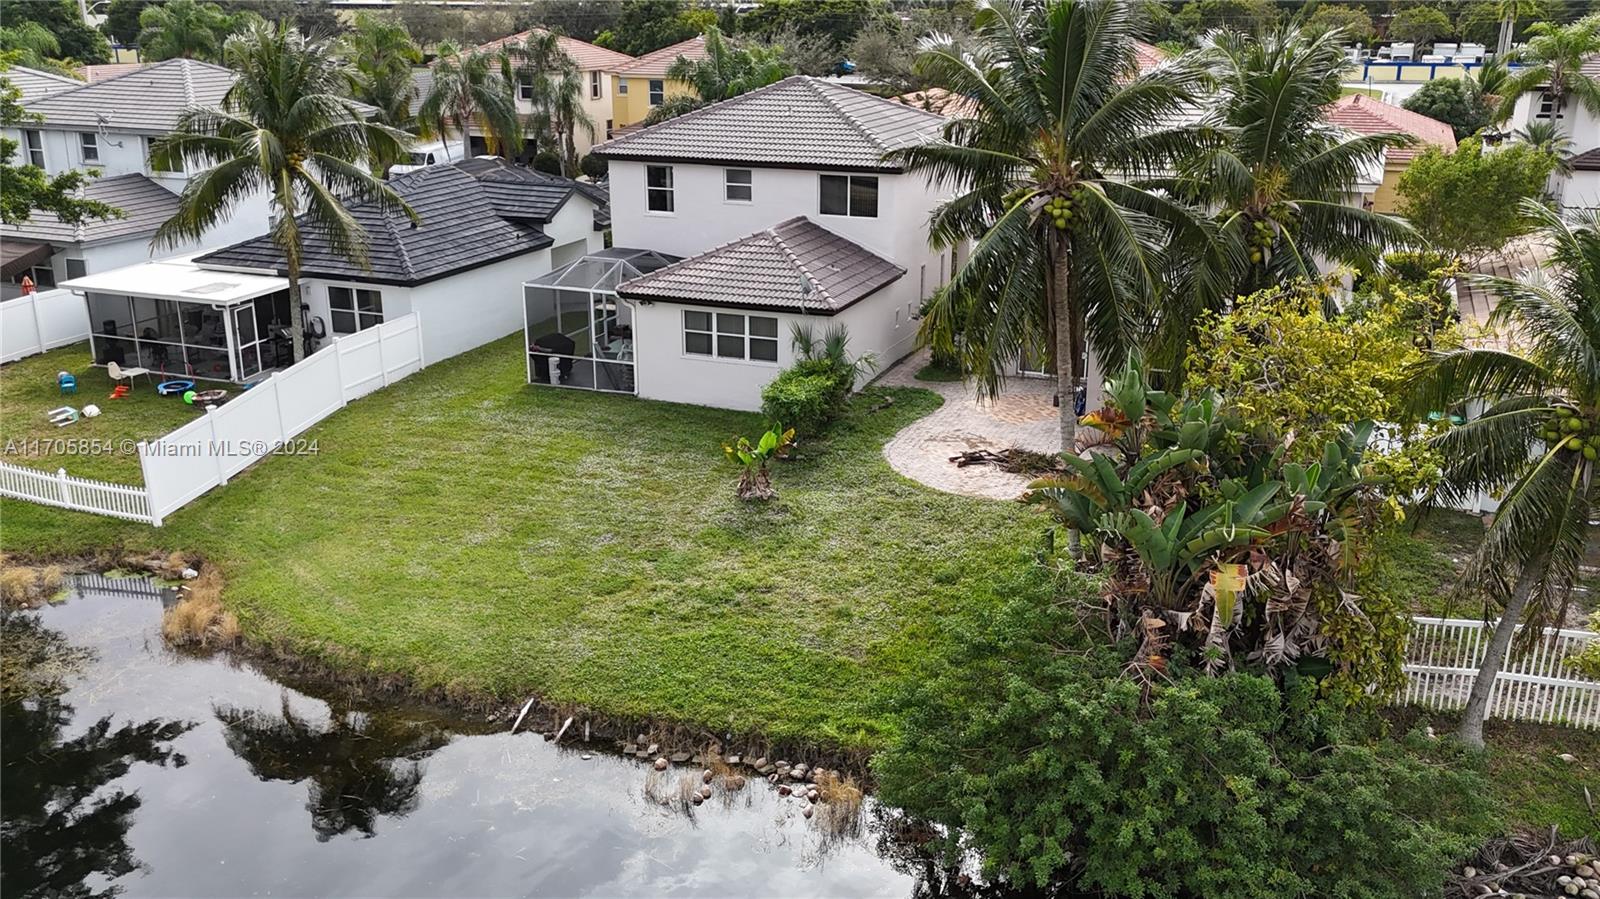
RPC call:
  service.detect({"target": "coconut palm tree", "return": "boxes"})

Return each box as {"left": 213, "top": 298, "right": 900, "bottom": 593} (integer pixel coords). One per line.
{"left": 151, "top": 21, "right": 415, "bottom": 364}
{"left": 341, "top": 12, "right": 422, "bottom": 129}
{"left": 136, "top": 0, "right": 239, "bottom": 63}
{"left": 1495, "top": 16, "right": 1600, "bottom": 133}
{"left": 418, "top": 41, "right": 522, "bottom": 165}
{"left": 890, "top": 0, "right": 1217, "bottom": 449}
{"left": 1404, "top": 200, "right": 1600, "bottom": 749}
{"left": 0, "top": 21, "right": 75, "bottom": 75}
{"left": 665, "top": 25, "right": 789, "bottom": 105}
{"left": 506, "top": 30, "right": 594, "bottom": 177}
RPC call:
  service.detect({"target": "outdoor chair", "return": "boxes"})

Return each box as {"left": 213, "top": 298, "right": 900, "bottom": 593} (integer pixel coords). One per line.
{"left": 107, "top": 361, "right": 151, "bottom": 389}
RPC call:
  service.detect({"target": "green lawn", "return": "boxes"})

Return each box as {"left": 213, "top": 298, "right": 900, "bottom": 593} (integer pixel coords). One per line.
{"left": 1, "top": 343, "right": 202, "bottom": 482}
{"left": 1, "top": 334, "right": 1042, "bottom": 748}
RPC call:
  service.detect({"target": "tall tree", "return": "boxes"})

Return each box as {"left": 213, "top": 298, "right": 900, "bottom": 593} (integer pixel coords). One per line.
{"left": 1388, "top": 5, "right": 1452, "bottom": 48}
{"left": 1495, "top": 16, "right": 1600, "bottom": 132}
{"left": 1404, "top": 201, "right": 1600, "bottom": 749}
{"left": 644, "top": 24, "right": 789, "bottom": 123}
{"left": 136, "top": 0, "right": 241, "bottom": 62}
{"left": 417, "top": 41, "right": 522, "bottom": 165}
{"left": 0, "top": 21, "right": 76, "bottom": 75}
{"left": 1397, "top": 137, "right": 1558, "bottom": 261}
{"left": 341, "top": 12, "right": 422, "bottom": 129}
{"left": 896, "top": 0, "right": 1214, "bottom": 449}
{"left": 506, "top": 30, "right": 594, "bottom": 177}
{"left": 151, "top": 22, "right": 415, "bottom": 363}
{"left": 2, "top": 0, "right": 110, "bottom": 64}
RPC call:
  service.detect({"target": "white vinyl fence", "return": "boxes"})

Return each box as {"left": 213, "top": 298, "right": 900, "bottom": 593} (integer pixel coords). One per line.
{"left": 1, "top": 289, "right": 90, "bottom": 363}
{"left": 1399, "top": 617, "right": 1598, "bottom": 729}
{"left": 0, "top": 313, "right": 424, "bottom": 525}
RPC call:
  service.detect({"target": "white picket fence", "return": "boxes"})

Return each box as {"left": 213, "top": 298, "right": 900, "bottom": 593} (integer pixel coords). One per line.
{"left": 1399, "top": 617, "right": 1598, "bottom": 729}
{"left": 0, "top": 313, "right": 424, "bottom": 525}
{"left": 1, "top": 288, "right": 90, "bottom": 363}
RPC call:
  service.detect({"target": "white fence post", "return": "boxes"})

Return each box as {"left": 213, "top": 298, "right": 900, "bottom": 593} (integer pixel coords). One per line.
{"left": 413, "top": 309, "right": 425, "bottom": 370}
{"left": 56, "top": 468, "right": 71, "bottom": 507}
{"left": 138, "top": 441, "right": 162, "bottom": 527}
{"left": 271, "top": 371, "right": 287, "bottom": 436}
{"left": 378, "top": 324, "right": 389, "bottom": 388}
{"left": 207, "top": 406, "right": 228, "bottom": 485}
{"left": 30, "top": 291, "right": 46, "bottom": 357}
{"left": 333, "top": 336, "right": 349, "bottom": 407}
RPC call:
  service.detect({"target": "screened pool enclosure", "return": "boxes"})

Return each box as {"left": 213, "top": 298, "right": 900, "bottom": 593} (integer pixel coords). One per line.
{"left": 522, "top": 248, "right": 677, "bottom": 394}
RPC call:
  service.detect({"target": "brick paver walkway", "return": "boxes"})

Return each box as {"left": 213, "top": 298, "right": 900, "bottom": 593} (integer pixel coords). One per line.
{"left": 878, "top": 350, "right": 1063, "bottom": 500}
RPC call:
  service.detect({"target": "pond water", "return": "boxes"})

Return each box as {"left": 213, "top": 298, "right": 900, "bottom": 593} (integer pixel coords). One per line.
{"left": 1, "top": 577, "right": 950, "bottom": 898}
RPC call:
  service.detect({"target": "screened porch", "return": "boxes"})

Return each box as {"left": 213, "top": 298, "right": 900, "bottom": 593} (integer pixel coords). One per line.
{"left": 522, "top": 248, "right": 677, "bottom": 394}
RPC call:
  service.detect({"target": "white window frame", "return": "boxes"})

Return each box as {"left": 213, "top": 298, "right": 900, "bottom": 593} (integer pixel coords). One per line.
{"left": 723, "top": 168, "right": 752, "bottom": 203}
{"left": 518, "top": 76, "right": 536, "bottom": 101}
{"left": 648, "top": 79, "right": 665, "bottom": 106}
{"left": 589, "top": 70, "right": 602, "bottom": 99}
{"left": 79, "top": 131, "right": 98, "bottom": 164}
{"left": 1536, "top": 91, "right": 1565, "bottom": 120}
{"left": 645, "top": 164, "right": 675, "bottom": 214}
{"left": 819, "top": 174, "right": 879, "bottom": 218}
{"left": 618, "top": 77, "right": 628, "bottom": 95}
{"left": 23, "top": 129, "right": 44, "bottom": 168}
{"left": 682, "top": 310, "right": 779, "bottom": 363}
{"left": 328, "top": 285, "right": 384, "bottom": 334}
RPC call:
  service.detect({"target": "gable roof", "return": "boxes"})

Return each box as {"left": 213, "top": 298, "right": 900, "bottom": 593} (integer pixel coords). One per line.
{"left": 471, "top": 29, "right": 635, "bottom": 71}
{"left": 613, "top": 35, "right": 707, "bottom": 77}
{"left": 1324, "top": 93, "right": 1456, "bottom": 163}
{"left": 593, "top": 75, "right": 946, "bottom": 171}
{"left": 5, "top": 65, "right": 82, "bottom": 103}
{"left": 617, "top": 216, "right": 904, "bottom": 315}
{"left": 0, "top": 173, "right": 180, "bottom": 247}
{"left": 196, "top": 160, "right": 605, "bottom": 286}
{"left": 24, "top": 58, "right": 234, "bottom": 133}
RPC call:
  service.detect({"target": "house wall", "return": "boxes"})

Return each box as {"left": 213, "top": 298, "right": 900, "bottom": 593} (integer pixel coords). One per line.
{"left": 1506, "top": 91, "right": 1600, "bottom": 208}
{"left": 1564, "top": 169, "right": 1600, "bottom": 212}
{"left": 514, "top": 68, "right": 614, "bottom": 157}
{"left": 609, "top": 75, "right": 695, "bottom": 128}
{"left": 1372, "top": 162, "right": 1406, "bottom": 214}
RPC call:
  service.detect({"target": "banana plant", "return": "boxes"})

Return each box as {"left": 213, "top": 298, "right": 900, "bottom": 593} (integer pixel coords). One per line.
{"left": 1023, "top": 447, "right": 1206, "bottom": 535}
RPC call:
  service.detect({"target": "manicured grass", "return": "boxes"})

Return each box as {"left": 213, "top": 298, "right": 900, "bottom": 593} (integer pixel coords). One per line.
{"left": 1, "top": 343, "right": 201, "bottom": 482}
{"left": 913, "top": 361, "right": 964, "bottom": 382}
{"left": 1, "top": 333, "right": 1042, "bottom": 748}
{"left": 1364, "top": 511, "right": 1487, "bottom": 617}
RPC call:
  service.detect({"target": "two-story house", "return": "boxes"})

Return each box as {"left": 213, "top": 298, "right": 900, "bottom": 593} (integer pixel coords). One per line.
{"left": 587, "top": 75, "right": 950, "bottom": 411}
{"left": 1502, "top": 54, "right": 1600, "bottom": 212}
{"left": 473, "top": 29, "right": 637, "bottom": 156}
{"left": 0, "top": 59, "right": 272, "bottom": 300}
{"left": 609, "top": 36, "right": 708, "bottom": 131}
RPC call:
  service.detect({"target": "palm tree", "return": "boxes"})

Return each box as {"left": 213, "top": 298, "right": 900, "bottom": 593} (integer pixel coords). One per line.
{"left": 136, "top": 0, "right": 237, "bottom": 63}
{"left": 891, "top": 0, "right": 1215, "bottom": 449}
{"left": 1164, "top": 25, "right": 1411, "bottom": 358}
{"left": 1495, "top": 17, "right": 1600, "bottom": 133}
{"left": 151, "top": 22, "right": 415, "bottom": 364}
{"left": 1515, "top": 119, "right": 1575, "bottom": 175}
{"left": 341, "top": 12, "right": 423, "bottom": 128}
{"left": 0, "top": 21, "right": 74, "bottom": 75}
{"left": 665, "top": 25, "right": 788, "bottom": 105}
{"left": 506, "top": 31, "right": 594, "bottom": 177}
{"left": 1404, "top": 201, "right": 1600, "bottom": 749}
{"left": 417, "top": 41, "right": 522, "bottom": 165}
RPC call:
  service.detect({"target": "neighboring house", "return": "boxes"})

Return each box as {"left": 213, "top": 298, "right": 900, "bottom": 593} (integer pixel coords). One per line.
{"left": 584, "top": 75, "right": 951, "bottom": 411}
{"left": 4, "top": 65, "right": 81, "bottom": 103}
{"left": 59, "top": 158, "right": 609, "bottom": 381}
{"left": 1324, "top": 93, "right": 1456, "bottom": 213}
{"left": 473, "top": 29, "right": 635, "bottom": 156}
{"left": 610, "top": 36, "right": 708, "bottom": 129}
{"left": 892, "top": 41, "right": 1168, "bottom": 118}
{"left": 1341, "top": 59, "right": 1484, "bottom": 105}
{"left": 1503, "top": 54, "right": 1600, "bottom": 212}
{"left": 0, "top": 59, "right": 272, "bottom": 297}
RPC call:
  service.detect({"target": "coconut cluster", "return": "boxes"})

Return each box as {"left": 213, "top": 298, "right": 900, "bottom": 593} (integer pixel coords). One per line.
{"left": 1042, "top": 193, "right": 1076, "bottom": 231}
{"left": 1540, "top": 408, "right": 1600, "bottom": 461}
{"left": 1247, "top": 218, "right": 1274, "bottom": 264}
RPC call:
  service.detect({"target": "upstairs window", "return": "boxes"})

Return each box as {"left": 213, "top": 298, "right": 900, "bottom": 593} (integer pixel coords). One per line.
{"left": 518, "top": 76, "right": 535, "bottom": 101}
{"left": 646, "top": 164, "right": 674, "bottom": 213}
{"left": 329, "top": 286, "right": 383, "bottom": 334}
{"left": 618, "top": 77, "right": 628, "bottom": 95}
{"left": 23, "top": 130, "right": 43, "bottom": 167}
{"left": 146, "top": 137, "right": 183, "bottom": 173}
{"left": 1536, "top": 91, "right": 1565, "bottom": 119}
{"left": 590, "top": 70, "right": 602, "bottom": 99}
{"left": 820, "top": 174, "right": 878, "bottom": 218}
{"left": 648, "top": 79, "right": 665, "bottom": 105}
{"left": 79, "top": 132, "right": 98, "bottom": 164}
{"left": 724, "top": 168, "right": 752, "bottom": 202}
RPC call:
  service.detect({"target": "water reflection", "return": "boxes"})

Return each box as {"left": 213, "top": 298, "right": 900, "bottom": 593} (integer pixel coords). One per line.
{"left": 214, "top": 694, "right": 450, "bottom": 841}
{"left": 0, "top": 614, "right": 193, "bottom": 899}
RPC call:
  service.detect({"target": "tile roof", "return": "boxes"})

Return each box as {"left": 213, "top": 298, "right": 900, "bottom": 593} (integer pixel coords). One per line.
{"left": 0, "top": 173, "right": 179, "bottom": 246}
{"left": 894, "top": 42, "right": 1166, "bottom": 120}
{"left": 408, "top": 66, "right": 432, "bottom": 116}
{"left": 612, "top": 35, "right": 707, "bottom": 77}
{"left": 5, "top": 65, "right": 82, "bottom": 102}
{"left": 1572, "top": 146, "right": 1600, "bottom": 171}
{"left": 24, "top": 58, "right": 234, "bottom": 133}
{"left": 593, "top": 76, "right": 946, "bottom": 171}
{"left": 471, "top": 29, "right": 635, "bottom": 71}
{"left": 616, "top": 216, "right": 904, "bottom": 314}
{"left": 1132, "top": 40, "right": 1168, "bottom": 73}
{"left": 196, "top": 160, "right": 605, "bottom": 285}
{"left": 1324, "top": 92, "right": 1456, "bottom": 163}
{"left": 455, "top": 155, "right": 610, "bottom": 227}
{"left": 79, "top": 62, "right": 152, "bottom": 82}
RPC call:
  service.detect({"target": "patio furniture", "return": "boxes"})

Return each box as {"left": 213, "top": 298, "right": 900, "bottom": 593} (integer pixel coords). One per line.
{"left": 531, "top": 332, "right": 576, "bottom": 384}
{"left": 158, "top": 379, "right": 196, "bottom": 397}
{"left": 107, "top": 361, "right": 150, "bottom": 389}
{"left": 48, "top": 406, "right": 79, "bottom": 427}
{"left": 191, "top": 389, "right": 228, "bottom": 406}
{"left": 58, "top": 372, "right": 76, "bottom": 395}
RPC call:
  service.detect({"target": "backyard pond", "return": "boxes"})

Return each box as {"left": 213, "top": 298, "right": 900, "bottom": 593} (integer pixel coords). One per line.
{"left": 0, "top": 577, "right": 950, "bottom": 898}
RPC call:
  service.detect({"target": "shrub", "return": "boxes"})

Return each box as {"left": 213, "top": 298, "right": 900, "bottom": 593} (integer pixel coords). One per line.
{"left": 873, "top": 592, "right": 1499, "bottom": 897}
{"left": 760, "top": 368, "right": 837, "bottom": 436}
{"left": 532, "top": 149, "right": 562, "bottom": 175}
{"left": 578, "top": 154, "right": 608, "bottom": 180}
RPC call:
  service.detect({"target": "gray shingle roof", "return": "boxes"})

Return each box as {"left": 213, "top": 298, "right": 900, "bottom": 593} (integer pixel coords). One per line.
{"left": 196, "top": 160, "right": 606, "bottom": 286}
{"left": 455, "top": 156, "right": 610, "bottom": 229}
{"left": 592, "top": 76, "right": 946, "bottom": 172}
{"left": 24, "top": 58, "right": 234, "bottom": 134}
{"left": 616, "top": 216, "right": 903, "bottom": 314}
{"left": 0, "top": 173, "right": 179, "bottom": 246}
{"left": 5, "top": 65, "right": 82, "bottom": 103}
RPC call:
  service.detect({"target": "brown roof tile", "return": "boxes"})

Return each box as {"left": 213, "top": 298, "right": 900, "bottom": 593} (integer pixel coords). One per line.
{"left": 1324, "top": 92, "right": 1456, "bottom": 163}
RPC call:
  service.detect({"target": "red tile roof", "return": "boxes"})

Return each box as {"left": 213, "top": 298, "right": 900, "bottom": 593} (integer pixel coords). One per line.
{"left": 471, "top": 29, "right": 635, "bottom": 72}
{"left": 1132, "top": 40, "right": 1167, "bottom": 73}
{"left": 613, "top": 35, "right": 708, "bottom": 78}
{"left": 1324, "top": 93, "right": 1456, "bottom": 163}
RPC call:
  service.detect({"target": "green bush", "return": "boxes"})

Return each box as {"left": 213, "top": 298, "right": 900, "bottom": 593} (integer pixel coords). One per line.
{"left": 760, "top": 368, "right": 838, "bottom": 435}
{"left": 874, "top": 592, "right": 1498, "bottom": 897}
{"left": 579, "top": 154, "right": 608, "bottom": 179}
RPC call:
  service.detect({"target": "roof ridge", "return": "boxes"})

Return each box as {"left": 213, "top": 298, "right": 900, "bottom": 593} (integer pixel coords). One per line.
{"left": 802, "top": 78, "right": 887, "bottom": 155}
{"left": 767, "top": 217, "right": 833, "bottom": 310}
{"left": 180, "top": 58, "right": 196, "bottom": 107}
{"left": 12, "top": 65, "right": 81, "bottom": 85}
